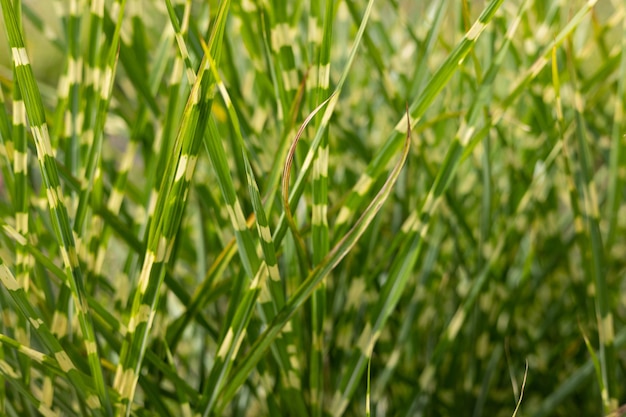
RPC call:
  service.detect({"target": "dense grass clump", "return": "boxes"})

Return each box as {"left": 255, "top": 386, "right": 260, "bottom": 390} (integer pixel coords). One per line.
{"left": 0, "top": 0, "right": 624, "bottom": 416}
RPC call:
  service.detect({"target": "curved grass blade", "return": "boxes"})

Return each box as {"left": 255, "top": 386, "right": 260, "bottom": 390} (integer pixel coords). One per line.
{"left": 272, "top": 0, "right": 376, "bottom": 248}
{"left": 215, "top": 105, "right": 412, "bottom": 414}
{"left": 281, "top": 93, "right": 337, "bottom": 269}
